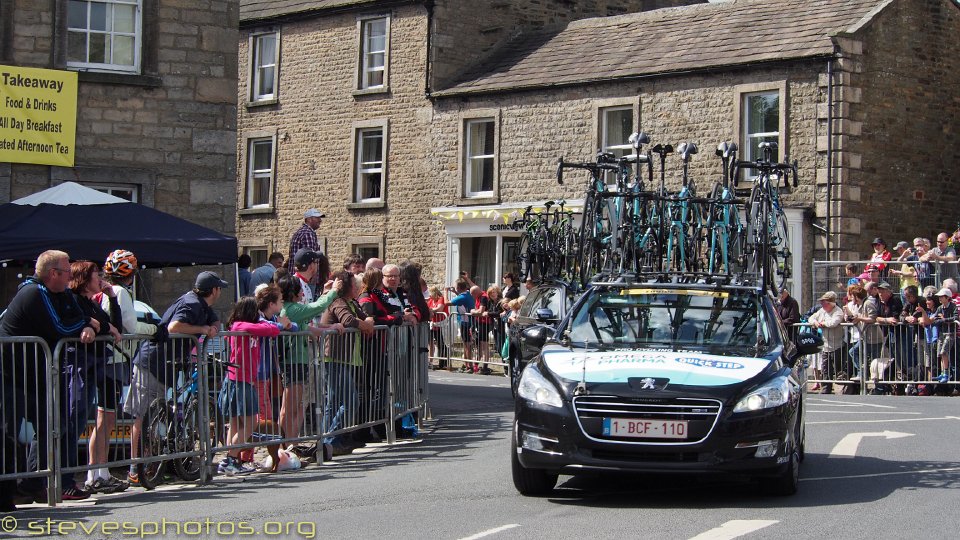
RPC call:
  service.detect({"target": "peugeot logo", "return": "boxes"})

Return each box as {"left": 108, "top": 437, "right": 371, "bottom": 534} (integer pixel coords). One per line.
{"left": 629, "top": 377, "right": 669, "bottom": 391}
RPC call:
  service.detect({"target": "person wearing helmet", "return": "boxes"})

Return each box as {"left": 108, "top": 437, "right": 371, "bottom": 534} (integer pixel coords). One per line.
{"left": 82, "top": 250, "right": 158, "bottom": 494}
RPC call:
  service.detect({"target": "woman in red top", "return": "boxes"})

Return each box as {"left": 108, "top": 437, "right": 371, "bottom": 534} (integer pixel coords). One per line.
{"left": 870, "top": 238, "right": 892, "bottom": 279}
{"left": 427, "top": 285, "right": 449, "bottom": 367}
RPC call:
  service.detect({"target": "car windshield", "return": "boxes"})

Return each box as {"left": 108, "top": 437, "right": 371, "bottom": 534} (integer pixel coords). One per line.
{"left": 567, "top": 287, "right": 773, "bottom": 355}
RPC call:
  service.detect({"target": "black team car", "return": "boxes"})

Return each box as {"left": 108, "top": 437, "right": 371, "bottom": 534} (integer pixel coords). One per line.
{"left": 511, "top": 281, "right": 822, "bottom": 496}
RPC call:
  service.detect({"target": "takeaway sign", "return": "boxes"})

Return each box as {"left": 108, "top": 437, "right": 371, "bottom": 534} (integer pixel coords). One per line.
{"left": 0, "top": 65, "right": 77, "bottom": 167}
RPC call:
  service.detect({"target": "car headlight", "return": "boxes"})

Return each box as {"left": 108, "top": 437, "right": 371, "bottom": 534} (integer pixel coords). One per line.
{"left": 733, "top": 376, "right": 791, "bottom": 413}
{"left": 517, "top": 365, "right": 563, "bottom": 408}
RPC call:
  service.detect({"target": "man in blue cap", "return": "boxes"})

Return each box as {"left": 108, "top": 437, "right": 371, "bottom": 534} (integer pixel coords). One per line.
{"left": 125, "top": 270, "right": 226, "bottom": 487}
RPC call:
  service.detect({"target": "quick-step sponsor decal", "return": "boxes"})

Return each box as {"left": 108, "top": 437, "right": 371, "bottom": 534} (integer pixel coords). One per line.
{"left": 543, "top": 349, "right": 768, "bottom": 386}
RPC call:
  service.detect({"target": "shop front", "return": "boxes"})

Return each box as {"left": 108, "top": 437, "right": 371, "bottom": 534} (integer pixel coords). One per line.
{"left": 430, "top": 201, "right": 583, "bottom": 290}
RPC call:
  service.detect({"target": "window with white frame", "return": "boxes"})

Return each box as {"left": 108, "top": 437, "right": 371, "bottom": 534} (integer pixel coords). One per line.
{"left": 359, "top": 17, "right": 387, "bottom": 90}
{"left": 742, "top": 90, "right": 780, "bottom": 162}
{"left": 465, "top": 118, "right": 495, "bottom": 197}
{"left": 88, "top": 184, "right": 138, "bottom": 202}
{"left": 245, "top": 137, "right": 274, "bottom": 209}
{"left": 67, "top": 0, "right": 141, "bottom": 73}
{"left": 250, "top": 31, "right": 279, "bottom": 102}
{"left": 355, "top": 128, "right": 384, "bottom": 202}
{"left": 600, "top": 106, "right": 633, "bottom": 184}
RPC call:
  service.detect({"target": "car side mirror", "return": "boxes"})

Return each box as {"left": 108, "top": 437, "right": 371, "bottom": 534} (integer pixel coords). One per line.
{"left": 535, "top": 308, "right": 555, "bottom": 322}
{"left": 794, "top": 333, "right": 823, "bottom": 357}
{"left": 522, "top": 325, "right": 551, "bottom": 350}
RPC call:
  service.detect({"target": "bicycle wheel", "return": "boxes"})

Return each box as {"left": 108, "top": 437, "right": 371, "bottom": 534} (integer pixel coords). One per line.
{"left": 137, "top": 397, "right": 170, "bottom": 490}
{"left": 172, "top": 397, "right": 205, "bottom": 482}
{"left": 517, "top": 233, "right": 532, "bottom": 282}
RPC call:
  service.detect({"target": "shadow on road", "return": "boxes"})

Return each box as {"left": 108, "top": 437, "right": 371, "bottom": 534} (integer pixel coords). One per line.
{"left": 543, "top": 455, "right": 960, "bottom": 508}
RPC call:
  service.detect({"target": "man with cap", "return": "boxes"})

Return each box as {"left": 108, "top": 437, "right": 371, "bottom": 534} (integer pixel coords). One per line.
{"left": 292, "top": 247, "right": 322, "bottom": 304}
{"left": 288, "top": 208, "right": 324, "bottom": 276}
{"left": 808, "top": 291, "right": 845, "bottom": 394}
{"left": 889, "top": 241, "right": 919, "bottom": 303}
{"left": 125, "top": 270, "right": 225, "bottom": 487}
{"left": 869, "top": 238, "right": 892, "bottom": 279}
{"left": 919, "top": 288, "right": 957, "bottom": 383}
{"left": 872, "top": 282, "right": 904, "bottom": 393}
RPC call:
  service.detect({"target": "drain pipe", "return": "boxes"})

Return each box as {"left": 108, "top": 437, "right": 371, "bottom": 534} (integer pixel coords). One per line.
{"left": 825, "top": 57, "right": 835, "bottom": 262}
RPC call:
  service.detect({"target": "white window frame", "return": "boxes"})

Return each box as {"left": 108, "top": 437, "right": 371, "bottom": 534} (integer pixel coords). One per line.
{"left": 356, "top": 15, "right": 390, "bottom": 93}
{"left": 67, "top": 0, "right": 142, "bottom": 73}
{"left": 464, "top": 118, "right": 496, "bottom": 198}
{"left": 742, "top": 91, "right": 781, "bottom": 162}
{"left": 599, "top": 105, "right": 634, "bottom": 184}
{"left": 249, "top": 30, "right": 280, "bottom": 103}
{"left": 733, "top": 81, "right": 788, "bottom": 178}
{"left": 87, "top": 184, "right": 138, "bottom": 202}
{"left": 243, "top": 134, "right": 276, "bottom": 210}
{"left": 354, "top": 125, "right": 386, "bottom": 204}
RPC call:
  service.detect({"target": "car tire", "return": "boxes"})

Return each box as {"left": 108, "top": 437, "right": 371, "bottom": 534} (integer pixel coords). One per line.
{"left": 511, "top": 427, "right": 558, "bottom": 496}
{"left": 760, "top": 428, "right": 800, "bottom": 496}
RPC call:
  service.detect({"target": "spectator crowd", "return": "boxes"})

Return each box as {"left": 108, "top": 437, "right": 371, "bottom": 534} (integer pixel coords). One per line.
{"left": 783, "top": 233, "right": 960, "bottom": 396}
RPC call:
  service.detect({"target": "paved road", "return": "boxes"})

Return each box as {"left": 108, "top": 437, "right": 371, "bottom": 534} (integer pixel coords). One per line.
{"left": 4, "top": 372, "right": 959, "bottom": 540}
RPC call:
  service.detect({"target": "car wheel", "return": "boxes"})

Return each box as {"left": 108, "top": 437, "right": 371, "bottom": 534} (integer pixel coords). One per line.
{"left": 761, "top": 429, "right": 800, "bottom": 496}
{"left": 511, "top": 426, "right": 558, "bottom": 496}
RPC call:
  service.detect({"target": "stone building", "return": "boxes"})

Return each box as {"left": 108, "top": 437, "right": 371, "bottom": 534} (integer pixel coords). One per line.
{"left": 235, "top": 0, "right": 701, "bottom": 276}
{"left": 0, "top": 0, "right": 239, "bottom": 311}
{"left": 238, "top": 0, "right": 960, "bottom": 304}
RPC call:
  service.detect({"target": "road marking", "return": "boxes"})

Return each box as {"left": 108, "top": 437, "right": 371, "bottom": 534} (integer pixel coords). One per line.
{"left": 801, "top": 466, "right": 960, "bottom": 482}
{"left": 687, "top": 520, "right": 779, "bottom": 540}
{"left": 807, "top": 411, "right": 920, "bottom": 415}
{"left": 458, "top": 524, "right": 520, "bottom": 540}
{"left": 829, "top": 431, "right": 914, "bottom": 457}
{"left": 806, "top": 399, "right": 896, "bottom": 409}
{"left": 808, "top": 416, "right": 960, "bottom": 425}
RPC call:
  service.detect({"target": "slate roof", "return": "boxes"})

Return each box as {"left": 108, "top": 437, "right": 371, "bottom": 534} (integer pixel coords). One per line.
{"left": 241, "top": 0, "right": 406, "bottom": 23}
{"left": 433, "top": 0, "right": 891, "bottom": 96}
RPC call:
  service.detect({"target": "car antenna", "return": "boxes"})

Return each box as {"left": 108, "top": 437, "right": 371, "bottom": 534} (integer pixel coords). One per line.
{"left": 574, "top": 339, "right": 589, "bottom": 396}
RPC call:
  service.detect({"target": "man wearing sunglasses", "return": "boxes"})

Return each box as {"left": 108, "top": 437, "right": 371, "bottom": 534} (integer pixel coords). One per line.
{"left": 1, "top": 250, "right": 99, "bottom": 508}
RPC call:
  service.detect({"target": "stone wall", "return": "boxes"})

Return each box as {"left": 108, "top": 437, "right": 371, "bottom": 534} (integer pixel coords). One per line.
{"left": 0, "top": 0, "right": 239, "bottom": 313}
{"left": 832, "top": 0, "right": 960, "bottom": 260}
{"left": 236, "top": 3, "right": 436, "bottom": 278}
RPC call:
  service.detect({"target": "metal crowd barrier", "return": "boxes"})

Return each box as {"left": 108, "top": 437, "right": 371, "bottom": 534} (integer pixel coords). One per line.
{"left": 801, "top": 320, "right": 959, "bottom": 395}
{"left": 1, "top": 323, "right": 432, "bottom": 507}
{"left": 433, "top": 311, "right": 509, "bottom": 373}
{"left": 1, "top": 336, "right": 56, "bottom": 506}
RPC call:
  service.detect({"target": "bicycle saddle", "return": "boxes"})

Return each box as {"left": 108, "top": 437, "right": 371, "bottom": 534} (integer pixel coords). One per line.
{"left": 629, "top": 131, "right": 650, "bottom": 148}
{"left": 716, "top": 141, "right": 738, "bottom": 158}
{"left": 651, "top": 143, "right": 673, "bottom": 155}
{"left": 678, "top": 142, "right": 698, "bottom": 161}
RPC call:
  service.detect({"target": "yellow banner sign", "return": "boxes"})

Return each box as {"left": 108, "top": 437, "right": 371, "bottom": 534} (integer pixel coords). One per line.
{"left": 0, "top": 65, "right": 77, "bottom": 167}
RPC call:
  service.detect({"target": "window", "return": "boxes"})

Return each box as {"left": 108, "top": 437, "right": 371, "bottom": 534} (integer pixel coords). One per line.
{"left": 355, "top": 127, "right": 384, "bottom": 202}
{"left": 465, "top": 118, "right": 495, "bottom": 198}
{"left": 354, "top": 245, "right": 380, "bottom": 264}
{"left": 600, "top": 106, "right": 633, "bottom": 183}
{"left": 742, "top": 90, "right": 780, "bottom": 162}
{"left": 245, "top": 137, "right": 275, "bottom": 209}
{"left": 358, "top": 17, "right": 388, "bottom": 90}
{"left": 250, "top": 31, "right": 279, "bottom": 102}
{"left": 244, "top": 247, "right": 268, "bottom": 269}
{"left": 88, "top": 184, "right": 138, "bottom": 202}
{"left": 67, "top": 0, "right": 141, "bottom": 73}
